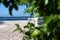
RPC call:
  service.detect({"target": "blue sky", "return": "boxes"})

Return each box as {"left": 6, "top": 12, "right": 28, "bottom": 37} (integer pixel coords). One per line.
{"left": 0, "top": 3, "right": 30, "bottom": 17}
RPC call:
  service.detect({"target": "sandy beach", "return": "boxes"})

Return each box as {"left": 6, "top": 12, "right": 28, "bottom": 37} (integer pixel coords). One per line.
{"left": 0, "top": 20, "right": 30, "bottom": 40}
{"left": 0, "top": 17, "right": 39, "bottom": 40}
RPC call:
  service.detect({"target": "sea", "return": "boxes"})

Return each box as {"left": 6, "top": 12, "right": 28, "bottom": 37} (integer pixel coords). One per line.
{"left": 0, "top": 16, "right": 33, "bottom": 21}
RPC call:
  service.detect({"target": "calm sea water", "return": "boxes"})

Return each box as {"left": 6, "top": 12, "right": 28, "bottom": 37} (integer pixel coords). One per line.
{"left": 0, "top": 16, "right": 32, "bottom": 20}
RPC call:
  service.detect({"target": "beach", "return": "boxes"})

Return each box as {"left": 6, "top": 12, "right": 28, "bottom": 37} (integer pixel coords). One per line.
{"left": 0, "top": 20, "right": 29, "bottom": 40}
{"left": 0, "top": 17, "right": 39, "bottom": 40}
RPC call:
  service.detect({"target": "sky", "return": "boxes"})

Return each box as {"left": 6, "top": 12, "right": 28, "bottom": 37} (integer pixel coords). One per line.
{"left": 0, "top": 3, "right": 30, "bottom": 17}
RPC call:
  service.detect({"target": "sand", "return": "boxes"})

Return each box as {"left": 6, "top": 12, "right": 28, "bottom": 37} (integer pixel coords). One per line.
{"left": 0, "top": 20, "right": 29, "bottom": 40}
{"left": 0, "top": 18, "right": 39, "bottom": 40}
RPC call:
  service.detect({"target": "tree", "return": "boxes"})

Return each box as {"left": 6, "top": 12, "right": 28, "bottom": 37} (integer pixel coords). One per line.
{"left": 0, "top": 0, "right": 60, "bottom": 40}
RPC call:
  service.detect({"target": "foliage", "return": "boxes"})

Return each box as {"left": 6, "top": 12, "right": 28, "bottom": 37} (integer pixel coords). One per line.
{"left": 0, "top": 0, "right": 60, "bottom": 40}
{"left": 0, "top": 0, "right": 19, "bottom": 15}
{"left": 13, "top": 24, "right": 23, "bottom": 32}
{"left": 14, "top": 18, "right": 60, "bottom": 40}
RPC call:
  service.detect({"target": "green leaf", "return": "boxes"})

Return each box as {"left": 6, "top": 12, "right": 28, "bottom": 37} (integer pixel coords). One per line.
{"left": 58, "top": 5, "right": 60, "bottom": 9}
{"left": 3, "top": 0, "right": 9, "bottom": 7}
{"left": 58, "top": 0, "right": 60, "bottom": 5}
{"left": 13, "top": 28, "right": 18, "bottom": 32}
{"left": 29, "top": 23, "right": 35, "bottom": 27}
{"left": 25, "top": 31, "right": 30, "bottom": 36}
{"left": 34, "top": 13, "right": 40, "bottom": 17}
{"left": 23, "top": 36, "right": 30, "bottom": 40}
{"left": 47, "top": 32, "right": 50, "bottom": 36}
{"left": 44, "top": 14, "right": 54, "bottom": 24}
{"left": 0, "top": 0, "right": 1, "bottom": 3}
{"left": 9, "top": 6, "right": 13, "bottom": 15}
{"left": 19, "top": 0, "right": 28, "bottom": 5}
{"left": 24, "top": 6, "right": 35, "bottom": 13}
{"left": 14, "top": 5, "right": 18, "bottom": 11}
{"left": 58, "top": 0, "right": 60, "bottom": 9}
{"left": 24, "top": 23, "right": 35, "bottom": 28}
{"left": 13, "top": 24, "right": 23, "bottom": 32}
{"left": 31, "top": 29, "right": 41, "bottom": 37}
{"left": 34, "top": 6, "right": 39, "bottom": 12}
{"left": 15, "top": 24, "right": 20, "bottom": 28}
{"left": 45, "top": 0, "right": 48, "bottom": 5}
{"left": 24, "top": 25, "right": 29, "bottom": 28}
{"left": 41, "top": 23, "right": 48, "bottom": 32}
{"left": 58, "top": 15, "right": 60, "bottom": 19}
{"left": 34, "top": 37, "right": 39, "bottom": 40}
